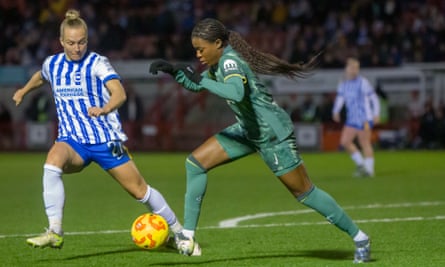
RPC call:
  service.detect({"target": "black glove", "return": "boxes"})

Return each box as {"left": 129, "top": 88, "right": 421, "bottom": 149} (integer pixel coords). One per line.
{"left": 149, "top": 60, "right": 174, "bottom": 75}
{"left": 174, "top": 64, "right": 202, "bottom": 83}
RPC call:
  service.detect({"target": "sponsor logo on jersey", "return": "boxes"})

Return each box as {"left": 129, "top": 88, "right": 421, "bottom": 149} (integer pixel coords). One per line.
{"left": 223, "top": 59, "right": 238, "bottom": 72}
{"left": 55, "top": 87, "right": 84, "bottom": 97}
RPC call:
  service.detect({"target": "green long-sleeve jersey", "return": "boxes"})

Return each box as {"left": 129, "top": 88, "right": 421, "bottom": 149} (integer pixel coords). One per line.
{"left": 178, "top": 45, "right": 294, "bottom": 144}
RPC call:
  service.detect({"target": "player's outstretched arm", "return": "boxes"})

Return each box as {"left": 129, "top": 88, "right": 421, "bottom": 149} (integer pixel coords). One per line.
{"left": 12, "top": 70, "right": 45, "bottom": 106}
{"left": 149, "top": 60, "right": 204, "bottom": 92}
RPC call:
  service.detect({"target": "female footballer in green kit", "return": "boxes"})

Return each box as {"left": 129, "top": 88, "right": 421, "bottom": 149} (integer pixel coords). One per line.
{"left": 150, "top": 18, "right": 371, "bottom": 263}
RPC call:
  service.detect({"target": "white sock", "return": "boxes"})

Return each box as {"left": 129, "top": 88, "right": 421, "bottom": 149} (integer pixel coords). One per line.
{"left": 364, "top": 157, "right": 374, "bottom": 174}
{"left": 139, "top": 186, "right": 178, "bottom": 228}
{"left": 351, "top": 151, "right": 364, "bottom": 166}
{"left": 353, "top": 230, "right": 369, "bottom": 242}
{"left": 170, "top": 220, "right": 183, "bottom": 234}
{"left": 49, "top": 217, "right": 63, "bottom": 235}
{"left": 183, "top": 229, "right": 195, "bottom": 239}
{"left": 43, "top": 164, "right": 64, "bottom": 235}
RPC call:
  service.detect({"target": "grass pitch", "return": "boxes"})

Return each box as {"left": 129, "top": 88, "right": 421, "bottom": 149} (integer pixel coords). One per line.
{"left": 0, "top": 150, "right": 444, "bottom": 266}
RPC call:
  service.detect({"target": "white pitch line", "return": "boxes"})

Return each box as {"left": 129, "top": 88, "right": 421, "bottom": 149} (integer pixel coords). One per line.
{"left": 218, "top": 201, "right": 445, "bottom": 228}
{"left": 206, "top": 215, "right": 445, "bottom": 229}
{"left": 0, "top": 229, "right": 130, "bottom": 239}
{"left": 2, "top": 215, "right": 445, "bottom": 239}
{"left": 1, "top": 202, "right": 444, "bottom": 239}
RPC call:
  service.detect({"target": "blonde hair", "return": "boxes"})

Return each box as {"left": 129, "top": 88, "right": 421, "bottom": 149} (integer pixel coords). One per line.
{"left": 60, "top": 9, "right": 88, "bottom": 40}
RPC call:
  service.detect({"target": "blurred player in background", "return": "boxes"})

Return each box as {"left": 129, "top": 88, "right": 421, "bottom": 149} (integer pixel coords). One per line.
{"left": 332, "top": 58, "right": 380, "bottom": 177}
{"left": 150, "top": 18, "right": 371, "bottom": 263}
{"left": 12, "top": 9, "right": 185, "bottom": 250}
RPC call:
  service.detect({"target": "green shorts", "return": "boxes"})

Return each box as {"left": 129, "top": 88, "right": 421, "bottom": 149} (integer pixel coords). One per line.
{"left": 215, "top": 123, "right": 303, "bottom": 176}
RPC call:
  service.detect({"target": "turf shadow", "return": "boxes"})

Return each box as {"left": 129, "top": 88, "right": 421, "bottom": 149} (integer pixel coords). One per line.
{"left": 146, "top": 249, "right": 357, "bottom": 266}
{"left": 36, "top": 246, "right": 177, "bottom": 263}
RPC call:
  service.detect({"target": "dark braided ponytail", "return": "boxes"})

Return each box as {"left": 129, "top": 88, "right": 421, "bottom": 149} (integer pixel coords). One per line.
{"left": 191, "top": 18, "right": 319, "bottom": 79}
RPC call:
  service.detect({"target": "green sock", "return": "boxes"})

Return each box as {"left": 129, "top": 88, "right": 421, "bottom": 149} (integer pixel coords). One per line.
{"left": 184, "top": 155, "right": 207, "bottom": 231}
{"left": 298, "top": 186, "right": 359, "bottom": 238}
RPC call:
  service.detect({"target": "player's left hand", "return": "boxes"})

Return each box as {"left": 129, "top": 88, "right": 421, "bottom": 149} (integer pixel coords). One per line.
{"left": 174, "top": 64, "right": 202, "bottom": 84}
{"left": 88, "top": 107, "right": 106, "bottom": 117}
{"left": 149, "top": 60, "right": 174, "bottom": 75}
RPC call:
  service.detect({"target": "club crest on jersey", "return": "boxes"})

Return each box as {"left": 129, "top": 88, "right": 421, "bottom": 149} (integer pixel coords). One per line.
{"left": 74, "top": 71, "right": 82, "bottom": 85}
{"left": 223, "top": 59, "right": 238, "bottom": 73}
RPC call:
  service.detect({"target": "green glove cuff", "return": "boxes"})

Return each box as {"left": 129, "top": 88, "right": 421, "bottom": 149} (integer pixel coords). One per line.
{"left": 175, "top": 71, "right": 203, "bottom": 92}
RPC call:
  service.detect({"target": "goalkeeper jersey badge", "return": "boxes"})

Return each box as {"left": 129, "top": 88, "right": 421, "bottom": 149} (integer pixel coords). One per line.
{"left": 223, "top": 59, "right": 238, "bottom": 73}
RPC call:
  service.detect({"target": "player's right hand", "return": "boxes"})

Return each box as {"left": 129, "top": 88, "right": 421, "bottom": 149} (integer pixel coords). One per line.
{"left": 12, "top": 89, "right": 25, "bottom": 106}
{"left": 332, "top": 113, "right": 340, "bottom": 123}
{"left": 149, "top": 60, "right": 174, "bottom": 75}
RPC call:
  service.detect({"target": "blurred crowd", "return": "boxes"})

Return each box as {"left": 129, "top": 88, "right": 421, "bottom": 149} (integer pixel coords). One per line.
{"left": 1, "top": 0, "right": 445, "bottom": 150}
{"left": 1, "top": 0, "right": 445, "bottom": 68}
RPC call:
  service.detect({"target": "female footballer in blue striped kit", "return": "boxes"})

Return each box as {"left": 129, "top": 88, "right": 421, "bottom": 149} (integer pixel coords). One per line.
{"left": 150, "top": 18, "right": 371, "bottom": 263}
{"left": 332, "top": 58, "right": 380, "bottom": 177}
{"left": 12, "top": 9, "right": 185, "bottom": 249}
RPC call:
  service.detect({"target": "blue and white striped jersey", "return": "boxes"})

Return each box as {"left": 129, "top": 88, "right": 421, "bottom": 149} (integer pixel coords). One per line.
{"left": 41, "top": 52, "right": 127, "bottom": 144}
{"left": 332, "top": 75, "right": 380, "bottom": 127}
